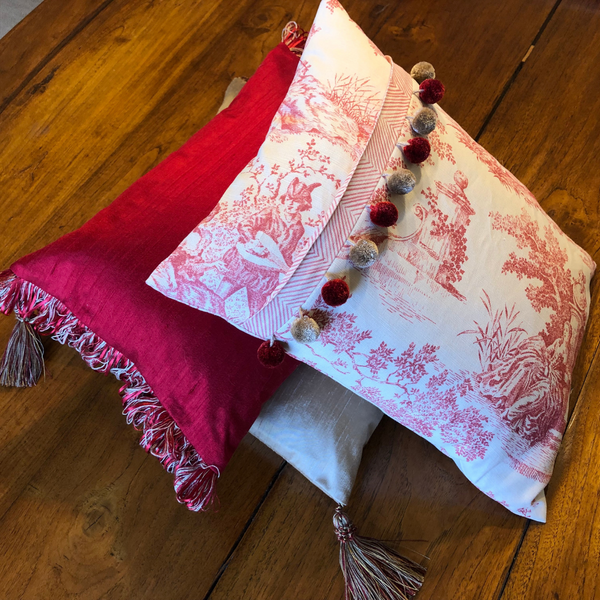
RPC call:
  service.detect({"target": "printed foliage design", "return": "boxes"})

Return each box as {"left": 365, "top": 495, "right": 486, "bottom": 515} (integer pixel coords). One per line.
{"left": 426, "top": 120, "right": 456, "bottom": 166}
{"left": 149, "top": 1, "right": 391, "bottom": 327}
{"left": 149, "top": 0, "right": 595, "bottom": 518}
{"left": 298, "top": 203, "right": 589, "bottom": 487}
{"left": 272, "top": 59, "right": 382, "bottom": 159}
{"left": 467, "top": 210, "right": 589, "bottom": 450}
{"left": 359, "top": 170, "right": 474, "bottom": 327}
{"left": 305, "top": 298, "right": 495, "bottom": 462}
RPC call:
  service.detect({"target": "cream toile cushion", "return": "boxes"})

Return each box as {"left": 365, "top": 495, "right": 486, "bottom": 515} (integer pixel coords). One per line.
{"left": 148, "top": 0, "right": 596, "bottom": 521}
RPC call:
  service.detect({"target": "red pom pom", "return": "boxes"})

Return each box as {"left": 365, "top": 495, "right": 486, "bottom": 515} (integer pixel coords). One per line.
{"left": 322, "top": 279, "right": 350, "bottom": 307}
{"left": 419, "top": 78, "right": 445, "bottom": 104}
{"left": 370, "top": 201, "right": 398, "bottom": 227}
{"left": 403, "top": 137, "right": 431, "bottom": 164}
{"left": 257, "top": 339, "right": 285, "bottom": 368}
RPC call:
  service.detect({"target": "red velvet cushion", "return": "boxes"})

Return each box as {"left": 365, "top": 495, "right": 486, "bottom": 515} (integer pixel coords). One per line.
{"left": 5, "top": 43, "right": 299, "bottom": 508}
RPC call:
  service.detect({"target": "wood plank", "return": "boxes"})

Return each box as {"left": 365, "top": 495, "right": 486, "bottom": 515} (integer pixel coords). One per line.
{"left": 0, "top": 0, "right": 595, "bottom": 598}
{"left": 473, "top": 0, "right": 600, "bottom": 596}
{"left": 372, "top": 0, "right": 558, "bottom": 136}
{"left": 0, "top": 0, "right": 45, "bottom": 39}
{"left": 0, "top": 0, "right": 304, "bottom": 597}
{"left": 0, "top": 0, "right": 113, "bottom": 111}
{"left": 210, "top": 416, "right": 525, "bottom": 600}
{"left": 0, "top": 370, "right": 285, "bottom": 598}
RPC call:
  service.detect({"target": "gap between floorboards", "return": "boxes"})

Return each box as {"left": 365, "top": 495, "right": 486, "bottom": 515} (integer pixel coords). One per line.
{"left": 0, "top": 0, "right": 117, "bottom": 116}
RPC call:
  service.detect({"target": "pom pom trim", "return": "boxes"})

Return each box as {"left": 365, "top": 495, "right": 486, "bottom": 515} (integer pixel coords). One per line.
{"left": 322, "top": 279, "right": 351, "bottom": 307}
{"left": 418, "top": 78, "right": 445, "bottom": 104}
{"left": 370, "top": 201, "right": 399, "bottom": 227}
{"left": 257, "top": 338, "right": 286, "bottom": 367}
{"left": 400, "top": 138, "right": 431, "bottom": 164}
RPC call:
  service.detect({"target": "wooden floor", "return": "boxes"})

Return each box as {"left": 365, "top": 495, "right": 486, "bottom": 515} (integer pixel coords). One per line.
{"left": 1, "top": 0, "right": 599, "bottom": 598}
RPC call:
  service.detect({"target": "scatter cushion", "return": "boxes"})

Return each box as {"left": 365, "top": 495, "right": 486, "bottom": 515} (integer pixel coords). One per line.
{"left": 250, "top": 363, "right": 382, "bottom": 504}
{"left": 149, "top": 0, "right": 596, "bottom": 521}
{"left": 1, "top": 43, "right": 303, "bottom": 511}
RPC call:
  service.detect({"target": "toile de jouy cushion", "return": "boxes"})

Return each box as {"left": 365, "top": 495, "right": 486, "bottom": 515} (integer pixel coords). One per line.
{"left": 148, "top": 0, "right": 596, "bottom": 521}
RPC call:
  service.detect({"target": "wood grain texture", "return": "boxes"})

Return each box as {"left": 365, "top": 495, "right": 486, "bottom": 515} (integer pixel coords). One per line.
{"left": 0, "top": 0, "right": 303, "bottom": 597}
{"left": 205, "top": 2, "right": 574, "bottom": 598}
{"left": 210, "top": 416, "right": 526, "bottom": 600}
{"left": 0, "top": 374, "right": 285, "bottom": 599}
{"left": 371, "top": 0, "right": 559, "bottom": 137}
{"left": 0, "top": 0, "right": 45, "bottom": 40}
{"left": 0, "top": 0, "right": 113, "bottom": 111}
{"left": 484, "top": 0, "right": 600, "bottom": 596}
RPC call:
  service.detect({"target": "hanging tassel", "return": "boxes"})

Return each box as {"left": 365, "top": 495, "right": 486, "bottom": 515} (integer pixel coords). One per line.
{"left": 282, "top": 21, "right": 308, "bottom": 55}
{"left": 333, "top": 506, "right": 426, "bottom": 600}
{"left": 0, "top": 318, "right": 45, "bottom": 387}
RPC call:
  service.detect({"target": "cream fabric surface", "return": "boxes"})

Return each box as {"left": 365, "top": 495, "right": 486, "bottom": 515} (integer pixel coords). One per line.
{"left": 149, "top": 0, "right": 595, "bottom": 520}
{"left": 250, "top": 364, "right": 383, "bottom": 505}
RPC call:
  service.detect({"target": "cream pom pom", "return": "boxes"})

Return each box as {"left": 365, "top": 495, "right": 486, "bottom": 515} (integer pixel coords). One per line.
{"left": 349, "top": 239, "right": 379, "bottom": 269}
{"left": 386, "top": 169, "right": 416, "bottom": 195}
{"left": 291, "top": 314, "right": 320, "bottom": 343}
{"left": 410, "top": 61, "right": 435, "bottom": 83}
{"left": 410, "top": 107, "right": 437, "bottom": 135}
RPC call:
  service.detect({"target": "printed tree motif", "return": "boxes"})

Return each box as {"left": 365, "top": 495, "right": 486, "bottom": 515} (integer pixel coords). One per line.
{"left": 418, "top": 171, "right": 474, "bottom": 299}
{"left": 237, "top": 139, "right": 340, "bottom": 222}
{"left": 273, "top": 60, "right": 381, "bottom": 159}
{"left": 325, "top": 0, "right": 342, "bottom": 13}
{"left": 366, "top": 341, "right": 395, "bottom": 375}
{"left": 490, "top": 209, "right": 588, "bottom": 366}
{"left": 426, "top": 121, "right": 456, "bottom": 166}
{"left": 460, "top": 211, "right": 590, "bottom": 449}
{"left": 306, "top": 298, "right": 494, "bottom": 462}
{"left": 386, "top": 342, "right": 438, "bottom": 386}
{"left": 369, "top": 186, "right": 391, "bottom": 205}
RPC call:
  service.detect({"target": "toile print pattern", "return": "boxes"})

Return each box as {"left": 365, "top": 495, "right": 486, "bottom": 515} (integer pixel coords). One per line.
{"left": 148, "top": 0, "right": 391, "bottom": 324}
{"left": 149, "top": 0, "right": 595, "bottom": 522}
{"left": 274, "top": 71, "right": 594, "bottom": 522}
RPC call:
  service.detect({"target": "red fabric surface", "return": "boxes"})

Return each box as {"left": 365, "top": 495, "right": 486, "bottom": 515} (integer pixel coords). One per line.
{"left": 11, "top": 43, "right": 299, "bottom": 470}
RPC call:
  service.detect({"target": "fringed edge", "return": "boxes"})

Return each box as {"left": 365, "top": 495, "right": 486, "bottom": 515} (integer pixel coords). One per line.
{"left": 0, "top": 269, "right": 219, "bottom": 512}
{"left": 282, "top": 21, "right": 308, "bottom": 55}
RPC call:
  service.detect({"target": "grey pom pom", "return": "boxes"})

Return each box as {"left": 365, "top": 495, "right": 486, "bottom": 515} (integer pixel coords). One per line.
{"left": 291, "top": 315, "right": 320, "bottom": 343}
{"left": 386, "top": 169, "right": 416, "bottom": 195}
{"left": 349, "top": 239, "right": 379, "bottom": 269}
{"left": 410, "top": 107, "right": 437, "bottom": 135}
{"left": 410, "top": 61, "right": 435, "bottom": 84}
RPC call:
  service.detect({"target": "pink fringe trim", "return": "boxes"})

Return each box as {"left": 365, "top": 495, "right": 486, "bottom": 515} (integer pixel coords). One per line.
{"left": 0, "top": 269, "right": 219, "bottom": 511}
{"left": 282, "top": 21, "right": 308, "bottom": 55}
